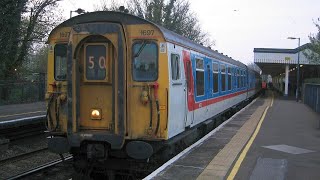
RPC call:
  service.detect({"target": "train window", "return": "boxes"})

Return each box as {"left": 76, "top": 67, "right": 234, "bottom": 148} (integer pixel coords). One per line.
{"left": 237, "top": 69, "right": 241, "bottom": 88}
{"left": 54, "top": 44, "right": 67, "bottom": 80}
{"left": 85, "top": 44, "right": 107, "bottom": 80}
{"left": 244, "top": 71, "right": 247, "bottom": 88}
{"left": 241, "top": 70, "right": 244, "bottom": 88}
{"left": 242, "top": 70, "right": 245, "bottom": 87}
{"left": 132, "top": 41, "right": 158, "bottom": 81}
{"left": 221, "top": 64, "right": 226, "bottom": 91}
{"left": 171, "top": 54, "right": 180, "bottom": 80}
{"left": 213, "top": 63, "right": 219, "bottom": 93}
{"left": 196, "top": 58, "right": 204, "bottom": 96}
{"left": 233, "top": 68, "right": 237, "bottom": 89}
{"left": 228, "top": 67, "right": 232, "bottom": 91}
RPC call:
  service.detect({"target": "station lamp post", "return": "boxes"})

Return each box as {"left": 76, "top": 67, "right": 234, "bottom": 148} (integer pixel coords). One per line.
{"left": 70, "top": 8, "right": 86, "bottom": 18}
{"left": 288, "top": 37, "right": 301, "bottom": 102}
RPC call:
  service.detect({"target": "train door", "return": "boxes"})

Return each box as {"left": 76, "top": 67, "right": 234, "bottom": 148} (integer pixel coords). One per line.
{"left": 168, "top": 46, "right": 187, "bottom": 136}
{"left": 68, "top": 23, "right": 126, "bottom": 139}
{"left": 205, "top": 60, "right": 212, "bottom": 101}
{"left": 77, "top": 41, "right": 114, "bottom": 130}
{"left": 183, "top": 51, "right": 194, "bottom": 127}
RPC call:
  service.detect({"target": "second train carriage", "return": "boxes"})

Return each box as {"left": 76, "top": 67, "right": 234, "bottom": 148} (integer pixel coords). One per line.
{"left": 46, "top": 11, "right": 261, "bottom": 168}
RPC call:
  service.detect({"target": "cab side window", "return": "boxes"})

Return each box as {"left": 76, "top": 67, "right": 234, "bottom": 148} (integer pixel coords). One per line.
{"left": 132, "top": 41, "right": 158, "bottom": 81}
{"left": 54, "top": 44, "right": 67, "bottom": 80}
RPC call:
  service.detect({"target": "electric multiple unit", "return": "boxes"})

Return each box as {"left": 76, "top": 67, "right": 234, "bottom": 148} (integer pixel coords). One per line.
{"left": 45, "top": 11, "right": 261, "bottom": 173}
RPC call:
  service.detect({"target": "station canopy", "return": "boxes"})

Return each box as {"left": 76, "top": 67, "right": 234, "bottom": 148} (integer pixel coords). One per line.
{"left": 254, "top": 44, "right": 318, "bottom": 76}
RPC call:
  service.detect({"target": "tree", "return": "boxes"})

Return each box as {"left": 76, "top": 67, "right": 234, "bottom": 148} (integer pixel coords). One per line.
{"left": 95, "top": 0, "right": 214, "bottom": 46}
{"left": 16, "top": 0, "right": 62, "bottom": 74}
{"left": 304, "top": 18, "right": 320, "bottom": 63}
{"left": 22, "top": 45, "right": 48, "bottom": 74}
{"left": 0, "top": 0, "right": 27, "bottom": 79}
{"left": 0, "top": 0, "right": 62, "bottom": 80}
{"left": 0, "top": 0, "right": 62, "bottom": 101}
{"left": 247, "top": 62, "right": 261, "bottom": 74}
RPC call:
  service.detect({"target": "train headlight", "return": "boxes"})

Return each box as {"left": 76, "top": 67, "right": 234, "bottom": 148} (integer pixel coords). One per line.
{"left": 91, "top": 109, "right": 101, "bottom": 120}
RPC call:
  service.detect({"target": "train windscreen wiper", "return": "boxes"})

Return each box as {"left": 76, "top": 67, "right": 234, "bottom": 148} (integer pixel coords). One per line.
{"left": 134, "top": 41, "right": 147, "bottom": 58}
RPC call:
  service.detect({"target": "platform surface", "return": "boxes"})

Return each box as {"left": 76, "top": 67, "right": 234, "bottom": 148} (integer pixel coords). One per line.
{"left": 149, "top": 91, "right": 320, "bottom": 180}
{"left": 234, "top": 94, "right": 320, "bottom": 180}
{"left": 0, "top": 102, "right": 45, "bottom": 122}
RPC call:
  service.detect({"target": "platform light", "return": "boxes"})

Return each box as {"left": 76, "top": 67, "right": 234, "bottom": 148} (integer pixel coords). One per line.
{"left": 287, "top": 36, "right": 300, "bottom": 102}
{"left": 300, "top": 65, "right": 303, "bottom": 67}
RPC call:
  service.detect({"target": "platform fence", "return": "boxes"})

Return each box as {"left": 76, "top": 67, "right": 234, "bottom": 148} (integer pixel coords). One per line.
{"left": 0, "top": 73, "right": 46, "bottom": 106}
{"left": 303, "top": 83, "right": 320, "bottom": 129}
{"left": 304, "top": 83, "right": 320, "bottom": 114}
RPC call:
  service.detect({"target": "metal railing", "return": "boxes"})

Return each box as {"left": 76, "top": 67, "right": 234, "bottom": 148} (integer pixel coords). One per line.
{"left": 0, "top": 73, "right": 46, "bottom": 105}
{"left": 304, "top": 83, "right": 320, "bottom": 113}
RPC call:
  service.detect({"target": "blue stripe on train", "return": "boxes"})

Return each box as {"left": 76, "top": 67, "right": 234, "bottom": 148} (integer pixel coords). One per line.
{"left": 190, "top": 53, "right": 256, "bottom": 103}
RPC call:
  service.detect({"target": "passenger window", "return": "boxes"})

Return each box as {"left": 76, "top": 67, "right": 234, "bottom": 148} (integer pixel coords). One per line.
{"left": 213, "top": 63, "right": 219, "bottom": 93}
{"left": 54, "top": 44, "right": 67, "bottom": 80}
{"left": 221, "top": 64, "right": 226, "bottom": 91}
{"left": 242, "top": 71, "right": 245, "bottom": 88}
{"left": 196, "top": 58, "right": 204, "bottom": 96}
{"left": 237, "top": 69, "right": 241, "bottom": 88}
{"left": 241, "top": 70, "right": 244, "bottom": 88}
{"left": 132, "top": 41, "right": 158, "bottom": 81}
{"left": 243, "top": 71, "right": 247, "bottom": 88}
{"left": 171, "top": 54, "right": 180, "bottom": 80}
{"left": 228, "top": 67, "right": 232, "bottom": 91}
{"left": 233, "top": 68, "right": 236, "bottom": 89}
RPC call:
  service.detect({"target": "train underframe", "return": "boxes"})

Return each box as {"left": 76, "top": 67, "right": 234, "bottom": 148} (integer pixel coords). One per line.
{"left": 63, "top": 94, "right": 258, "bottom": 179}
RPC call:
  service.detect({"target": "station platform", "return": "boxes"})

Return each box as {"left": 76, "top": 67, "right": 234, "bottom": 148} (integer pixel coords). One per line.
{"left": 147, "top": 91, "right": 320, "bottom": 180}
{"left": 0, "top": 102, "right": 45, "bottom": 122}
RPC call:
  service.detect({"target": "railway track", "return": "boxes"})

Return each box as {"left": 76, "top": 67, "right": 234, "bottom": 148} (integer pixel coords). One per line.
{"left": 7, "top": 155, "right": 73, "bottom": 180}
{"left": 0, "top": 115, "right": 73, "bottom": 179}
{"left": 0, "top": 145, "right": 72, "bottom": 179}
{"left": 0, "top": 147, "right": 48, "bottom": 164}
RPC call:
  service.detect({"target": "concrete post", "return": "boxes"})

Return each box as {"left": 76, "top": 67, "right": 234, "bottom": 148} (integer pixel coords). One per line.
{"left": 284, "top": 65, "right": 289, "bottom": 96}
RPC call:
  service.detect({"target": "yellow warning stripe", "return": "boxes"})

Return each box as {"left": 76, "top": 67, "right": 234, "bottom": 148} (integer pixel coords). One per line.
{"left": 227, "top": 94, "right": 274, "bottom": 180}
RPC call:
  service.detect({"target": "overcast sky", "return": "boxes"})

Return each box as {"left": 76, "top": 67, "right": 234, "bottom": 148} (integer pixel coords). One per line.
{"left": 58, "top": 0, "right": 320, "bottom": 65}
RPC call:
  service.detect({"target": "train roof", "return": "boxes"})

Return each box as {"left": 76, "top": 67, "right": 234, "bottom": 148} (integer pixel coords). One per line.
{"left": 49, "top": 11, "right": 246, "bottom": 68}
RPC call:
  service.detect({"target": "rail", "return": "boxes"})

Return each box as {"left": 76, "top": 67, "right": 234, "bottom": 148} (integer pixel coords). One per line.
{"left": 303, "top": 83, "right": 320, "bottom": 128}
{"left": 7, "top": 155, "right": 73, "bottom": 180}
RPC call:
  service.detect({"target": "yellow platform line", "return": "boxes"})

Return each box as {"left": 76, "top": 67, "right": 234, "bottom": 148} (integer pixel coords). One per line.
{"left": 0, "top": 111, "right": 46, "bottom": 118}
{"left": 227, "top": 105, "right": 270, "bottom": 180}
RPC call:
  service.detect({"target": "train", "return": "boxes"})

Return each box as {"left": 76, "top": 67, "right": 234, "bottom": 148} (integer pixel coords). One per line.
{"left": 45, "top": 11, "right": 261, "bottom": 178}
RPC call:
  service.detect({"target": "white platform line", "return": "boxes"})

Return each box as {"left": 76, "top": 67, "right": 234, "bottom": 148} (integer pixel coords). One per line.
{"left": 0, "top": 115, "right": 46, "bottom": 125}
{"left": 143, "top": 99, "right": 258, "bottom": 180}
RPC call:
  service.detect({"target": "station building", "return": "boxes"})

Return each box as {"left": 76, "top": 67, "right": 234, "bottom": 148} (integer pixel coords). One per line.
{"left": 254, "top": 44, "right": 320, "bottom": 97}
